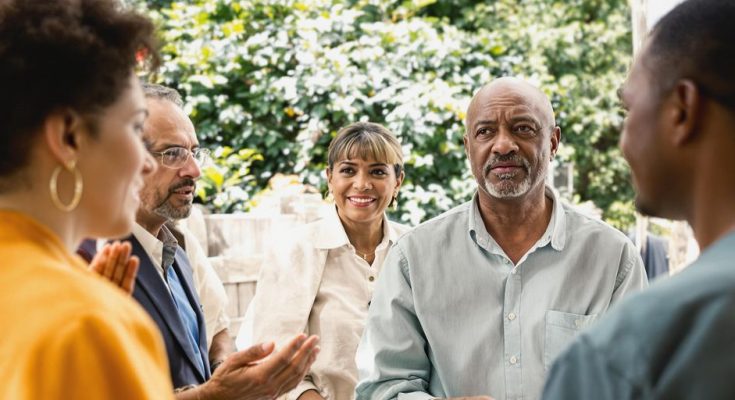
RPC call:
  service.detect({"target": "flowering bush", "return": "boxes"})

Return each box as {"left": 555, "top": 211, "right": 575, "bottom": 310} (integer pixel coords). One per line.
{"left": 138, "top": 0, "right": 634, "bottom": 227}
{"left": 196, "top": 147, "right": 263, "bottom": 213}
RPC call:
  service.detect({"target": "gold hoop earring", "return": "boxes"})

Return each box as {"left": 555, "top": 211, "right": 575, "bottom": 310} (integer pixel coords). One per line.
{"left": 49, "top": 160, "right": 83, "bottom": 212}
{"left": 390, "top": 193, "right": 398, "bottom": 210}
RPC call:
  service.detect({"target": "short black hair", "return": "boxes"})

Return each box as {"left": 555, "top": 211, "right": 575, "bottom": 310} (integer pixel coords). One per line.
{"left": 647, "top": 0, "right": 735, "bottom": 108}
{"left": 0, "top": 0, "right": 159, "bottom": 177}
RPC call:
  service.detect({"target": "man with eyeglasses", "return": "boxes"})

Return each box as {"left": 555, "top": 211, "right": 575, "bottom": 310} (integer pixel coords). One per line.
{"left": 126, "top": 83, "right": 320, "bottom": 399}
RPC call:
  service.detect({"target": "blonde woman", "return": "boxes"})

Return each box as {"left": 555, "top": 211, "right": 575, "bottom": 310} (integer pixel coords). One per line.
{"left": 240, "top": 122, "right": 410, "bottom": 399}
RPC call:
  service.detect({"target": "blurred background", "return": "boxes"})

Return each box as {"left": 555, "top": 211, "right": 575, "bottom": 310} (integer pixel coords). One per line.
{"left": 134, "top": 0, "right": 694, "bottom": 331}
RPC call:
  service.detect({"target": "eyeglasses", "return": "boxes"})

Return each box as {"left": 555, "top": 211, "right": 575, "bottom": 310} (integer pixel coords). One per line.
{"left": 149, "top": 147, "right": 211, "bottom": 169}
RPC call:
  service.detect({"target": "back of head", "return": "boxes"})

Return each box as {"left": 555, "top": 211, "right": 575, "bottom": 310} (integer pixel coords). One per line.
{"left": 648, "top": 0, "right": 735, "bottom": 108}
{"left": 0, "top": 0, "right": 159, "bottom": 182}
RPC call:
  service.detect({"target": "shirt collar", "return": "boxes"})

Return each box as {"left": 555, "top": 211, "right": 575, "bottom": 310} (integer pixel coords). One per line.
{"left": 468, "top": 184, "right": 567, "bottom": 252}
{"left": 132, "top": 222, "right": 178, "bottom": 272}
{"left": 314, "top": 205, "right": 396, "bottom": 250}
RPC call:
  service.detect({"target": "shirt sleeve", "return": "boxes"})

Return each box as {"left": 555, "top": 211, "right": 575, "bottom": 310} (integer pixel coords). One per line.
{"left": 31, "top": 311, "right": 173, "bottom": 399}
{"left": 288, "top": 376, "right": 322, "bottom": 400}
{"left": 185, "top": 228, "right": 230, "bottom": 347}
{"left": 355, "top": 244, "right": 434, "bottom": 400}
{"left": 611, "top": 240, "right": 648, "bottom": 304}
{"left": 541, "top": 334, "right": 636, "bottom": 400}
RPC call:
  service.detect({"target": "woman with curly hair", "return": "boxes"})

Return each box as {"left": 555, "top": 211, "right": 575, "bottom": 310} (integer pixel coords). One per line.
{"left": 0, "top": 0, "right": 174, "bottom": 398}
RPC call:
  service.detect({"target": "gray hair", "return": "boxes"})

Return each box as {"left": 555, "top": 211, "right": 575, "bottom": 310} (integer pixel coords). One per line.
{"left": 141, "top": 82, "right": 183, "bottom": 107}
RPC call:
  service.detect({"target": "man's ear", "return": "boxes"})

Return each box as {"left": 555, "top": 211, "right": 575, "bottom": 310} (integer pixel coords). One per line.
{"left": 43, "top": 109, "right": 83, "bottom": 167}
{"left": 550, "top": 126, "right": 561, "bottom": 160}
{"left": 669, "top": 79, "right": 702, "bottom": 146}
{"left": 463, "top": 134, "right": 470, "bottom": 160}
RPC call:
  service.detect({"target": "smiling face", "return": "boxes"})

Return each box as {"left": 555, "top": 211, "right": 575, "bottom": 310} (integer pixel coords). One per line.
{"left": 137, "top": 98, "right": 201, "bottom": 231}
{"left": 464, "top": 78, "right": 560, "bottom": 202}
{"left": 327, "top": 157, "right": 403, "bottom": 228}
{"left": 77, "top": 74, "right": 153, "bottom": 238}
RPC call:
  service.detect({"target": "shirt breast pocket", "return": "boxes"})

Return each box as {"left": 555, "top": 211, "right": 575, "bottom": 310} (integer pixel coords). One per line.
{"left": 544, "top": 310, "right": 598, "bottom": 370}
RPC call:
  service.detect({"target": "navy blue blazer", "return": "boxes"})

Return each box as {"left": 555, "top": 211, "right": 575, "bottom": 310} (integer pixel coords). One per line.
{"left": 127, "top": 235, "right": 211, "bottom": 388}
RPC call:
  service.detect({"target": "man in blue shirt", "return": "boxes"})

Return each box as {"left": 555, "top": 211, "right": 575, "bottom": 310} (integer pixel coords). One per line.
{"left": 130, "top": 83, "right": 320, "bottom": 399}
{"left": 542, "top": 0, "right": 735, "bottom": 398}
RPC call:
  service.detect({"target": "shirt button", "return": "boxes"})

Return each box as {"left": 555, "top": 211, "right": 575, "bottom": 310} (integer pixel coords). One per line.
{"left": 508, "top": 313, "right": 516, "bottom": 321}
{"left": 368, "top": 276, "right": 375, "bottom": 282}
{"left": 510, "top": 356, "right": 518, "bottom": 365}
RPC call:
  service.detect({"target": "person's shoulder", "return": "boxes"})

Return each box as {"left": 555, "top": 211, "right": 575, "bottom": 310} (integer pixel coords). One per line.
{"left": 550, "top": 248, "right": 735, "bottom": 398}
{"left": 579, "top": 258, "right": 735, "bottom": 356}
{"left": 561, "top": 202, "right": 632, "bottom": 244}
{"left": 291, "top": 216, "right": 331, "bottom": 240}
{"left": 262, "top": 217, "right": 332, "bottom": 260}
{"left": 387, "top": 219, "right": 411, "bottom": 237}
{"left": 396, "top": 201, "right": 471, "bottom": 243}
{"left": 62, "top": 266, "right": 160, "bottom": 329}
{"left": 9, "top": 259, "right": 164, "bottom": 355}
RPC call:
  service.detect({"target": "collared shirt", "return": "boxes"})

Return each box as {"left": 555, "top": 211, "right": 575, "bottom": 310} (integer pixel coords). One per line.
{"left": 132, "top": 223, "right": 174, "bottom": 285}
{"left": 128, "top": 223, "right": 229, "bottom": 347}
{"left": 169, "top": 222, "right": 230, "bottom": 347}
{"left": 295, "top": 206, "right": 403, "bottom": 400}
{"left": 355, "top": 186, "right": 647, "bottom": 400}
{"left": 542, "top": 231, "right": 735, "bottom": 400}
{"left": 239, "top": 205, "right": 410, "bottom": 400}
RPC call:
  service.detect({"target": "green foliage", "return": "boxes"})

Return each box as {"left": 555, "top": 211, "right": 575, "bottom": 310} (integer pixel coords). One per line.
{"left": 139, "top": 0, "right": 635, "bottom": 228}
{"left": 196, "top": 146, "right": 264, "bottom": 213}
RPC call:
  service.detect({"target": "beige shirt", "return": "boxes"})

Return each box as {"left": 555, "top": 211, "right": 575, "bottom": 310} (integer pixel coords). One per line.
{"left": 240, "top": 206, "right": 410, "bottom": 400}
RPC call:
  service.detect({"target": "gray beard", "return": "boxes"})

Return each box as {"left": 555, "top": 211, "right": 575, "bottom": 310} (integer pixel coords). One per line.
{"left": 483, "top": 171, "right": 533, "bottom": 198}
{"left": 480, "top": 154, "right": 542, "bottom": 199}
{"left": 153, "top": 200, "right": 192, "bottom": 221}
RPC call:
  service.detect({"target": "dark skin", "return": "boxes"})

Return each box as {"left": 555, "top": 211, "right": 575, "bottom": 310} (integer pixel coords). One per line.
{"left": 463, "top": 77, "right": 560, "bottom": 264}
{"left": 178, "top": 335, "right": 320, "bottom": 400}
{"left": 620, "top": 44, "right": 735, "bottom": 250}
{"left": 209, "top": 329, "right": 236, "bottom": 370}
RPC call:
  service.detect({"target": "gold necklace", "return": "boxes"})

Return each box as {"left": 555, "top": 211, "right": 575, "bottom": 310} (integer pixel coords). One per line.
{"left": 356, "top": 250, "right": 375, "bottom": 260}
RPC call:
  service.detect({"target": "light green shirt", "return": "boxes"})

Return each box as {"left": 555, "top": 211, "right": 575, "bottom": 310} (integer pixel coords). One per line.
{"left": 355, "top": 186, "right": 647, "bottom": 400}
{"left": 542, "top": 231, "right": 735, "bottom": 400}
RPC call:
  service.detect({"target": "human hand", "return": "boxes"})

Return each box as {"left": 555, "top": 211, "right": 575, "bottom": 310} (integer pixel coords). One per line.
{"left": 297, "top": 389, "right": 325, "bottom": 400}
{"left": 89, "top": 241, "right": 139, "bottom": 295}
{"left": 200, "top": 333, "right": 320, "bottom": 400}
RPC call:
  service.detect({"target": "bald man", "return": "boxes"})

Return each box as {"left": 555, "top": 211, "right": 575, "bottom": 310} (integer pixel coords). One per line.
{"left": 355, "top": 77, "right": 647, "bottom": 400}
